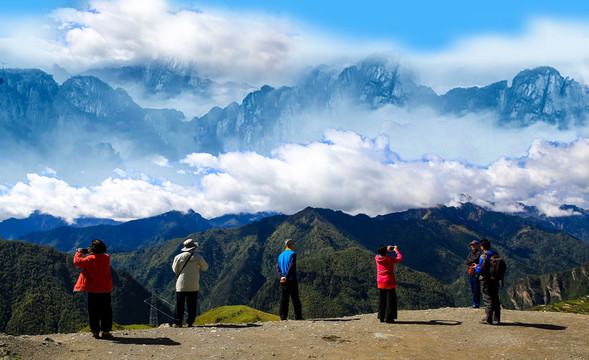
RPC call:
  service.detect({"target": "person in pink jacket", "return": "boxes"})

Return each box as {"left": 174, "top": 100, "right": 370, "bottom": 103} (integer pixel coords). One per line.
{"left": 74, "top": 239, "right": 113, "bottom": 339}
{"left": 375, "top": 244, "right": 402, "bottom": 323}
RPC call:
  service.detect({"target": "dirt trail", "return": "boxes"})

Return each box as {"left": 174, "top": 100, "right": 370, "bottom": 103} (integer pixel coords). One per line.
{"left": 1, "top": 308, "right": 587, "bottom": 359}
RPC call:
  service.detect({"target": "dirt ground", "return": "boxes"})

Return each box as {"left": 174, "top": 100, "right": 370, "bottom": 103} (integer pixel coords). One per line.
{"left": 1, "top": 307, "right": 587, "bottom": 359}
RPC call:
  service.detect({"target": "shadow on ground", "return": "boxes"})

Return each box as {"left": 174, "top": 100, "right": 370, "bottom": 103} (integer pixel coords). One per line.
{"left": 310, "top": 318, "right": 361, "bottom": 322}
{"left": 108, "top": 337, "right": 181, "bottom": 346}
{"left": 394, "top": 320, "right": 462, "bottom": 326}
{"left": 498, "top": 322, "right": 567, "bottom": 330}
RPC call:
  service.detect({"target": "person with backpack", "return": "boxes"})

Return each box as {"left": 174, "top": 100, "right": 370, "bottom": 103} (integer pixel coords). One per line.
{"left": 474, "top": 238, "right": 503, "bottom": 325}
{"left": 172, "top": 239, "right": 209, "bottom": 327}
{"left": 465, "top": 240, "right": 483, "bottom": 308}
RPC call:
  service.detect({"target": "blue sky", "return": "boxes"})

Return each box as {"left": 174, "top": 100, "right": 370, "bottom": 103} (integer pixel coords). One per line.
{"left": 4, "top": 0, "right": 589, "bottom": 50}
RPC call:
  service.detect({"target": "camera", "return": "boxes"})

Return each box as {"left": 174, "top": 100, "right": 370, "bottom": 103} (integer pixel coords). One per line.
{"left": 79, "top": 248, "right": 89, "bottom": 254}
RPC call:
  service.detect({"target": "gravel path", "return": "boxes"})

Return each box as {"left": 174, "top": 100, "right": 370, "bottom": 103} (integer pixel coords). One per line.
{"left": 1, "top": 308, "right": 587, "bottom": 359}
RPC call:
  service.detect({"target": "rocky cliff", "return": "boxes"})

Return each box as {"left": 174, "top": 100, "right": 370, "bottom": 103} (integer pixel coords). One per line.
{"left": 506, "top": 263, "right": 589, "bottom": 310}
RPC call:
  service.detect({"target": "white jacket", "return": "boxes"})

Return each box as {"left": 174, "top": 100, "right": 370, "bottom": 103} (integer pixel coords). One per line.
{"left": 172, "top": 251, "right": 209, "bottom": 292}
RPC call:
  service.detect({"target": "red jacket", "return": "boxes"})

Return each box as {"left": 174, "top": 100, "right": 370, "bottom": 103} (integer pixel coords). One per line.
{"left": 376, "top": 250, "right": 402, "bottom": 289}
{"left": 73, "top": 252, "right": 113, "bottom": 293}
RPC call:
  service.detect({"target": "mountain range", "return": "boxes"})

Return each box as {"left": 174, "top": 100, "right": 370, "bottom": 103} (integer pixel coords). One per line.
{"left": 108, "top": 204, "right": 589, "bottom": 318}
{"left": 3, "top": 203, "right": 588, "bottom": 335}
{"left": 3, "top": 210, "right": 274, "bottom": 252}
{"left": 510, "top": 204, "right": 589, "bottom": 244}
{"left": 1, "top": 58, "right": 587, "bottom": 180}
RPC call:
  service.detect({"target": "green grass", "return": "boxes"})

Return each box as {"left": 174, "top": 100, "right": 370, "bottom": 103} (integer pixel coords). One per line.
{"left": 193, "top": 305, "right": 280, "bottom": 325}
{"left": 527, "top": 296, "right": 589, "bottom": 315}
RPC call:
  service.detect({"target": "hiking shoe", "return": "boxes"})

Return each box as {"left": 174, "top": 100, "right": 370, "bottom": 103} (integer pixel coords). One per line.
{"left": 101, "top": 332, "right": 113, "bottom": 340}
{"left": 172, "top": 323, "right": 182, "bottom": 328}
{"left": 92, "top": 332, "right": 100, "bottom": 339}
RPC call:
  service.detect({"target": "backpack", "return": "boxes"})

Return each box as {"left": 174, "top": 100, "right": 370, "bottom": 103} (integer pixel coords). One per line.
{"left": 489, "top": 253, "right": 506, "bottom": 286}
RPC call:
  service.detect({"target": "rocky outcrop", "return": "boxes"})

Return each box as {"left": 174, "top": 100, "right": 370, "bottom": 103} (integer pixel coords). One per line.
{"left": 440, "top": 67, "right": 588, "bottom": 128}
{"left": 506, "top": 263, "right": 589, "bottom": 310}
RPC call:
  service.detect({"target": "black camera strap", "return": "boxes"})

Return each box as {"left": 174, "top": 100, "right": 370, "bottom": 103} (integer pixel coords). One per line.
{"left": 175, "top": 252, "right": 194, "bottom": 280}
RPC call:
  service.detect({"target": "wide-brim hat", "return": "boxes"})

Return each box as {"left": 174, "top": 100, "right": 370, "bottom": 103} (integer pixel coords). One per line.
{"left": 181, "top": 239, "right": 198, "bottom": 251}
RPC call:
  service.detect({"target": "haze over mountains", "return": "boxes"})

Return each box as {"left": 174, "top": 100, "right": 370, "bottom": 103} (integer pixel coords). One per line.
{"left": 2, "top": 59, "right": 587, "bottom": 169}
{"left": 2, "top": 57, "right": 589, "bottom": 223}
{"left": 0, "top": 210, "right": 274, "bottom": 250}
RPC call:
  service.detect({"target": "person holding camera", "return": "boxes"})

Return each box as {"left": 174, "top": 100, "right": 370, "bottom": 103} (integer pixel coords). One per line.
{"left": 465, "top": 240, "right": 482, "bottom": 308}
{"left": 74, "top": 239, "right": 113, "bottom": 339}
{"left": 172, "top": 239, "right": 209, "bottom": 328}
{"left": 376, "top": 245, "right": 403, "bottom": 323}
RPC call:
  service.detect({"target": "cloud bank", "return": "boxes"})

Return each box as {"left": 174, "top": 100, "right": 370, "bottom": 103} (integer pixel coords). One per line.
{"left": 1, "top": 131, "right": 587, "bottom": 222}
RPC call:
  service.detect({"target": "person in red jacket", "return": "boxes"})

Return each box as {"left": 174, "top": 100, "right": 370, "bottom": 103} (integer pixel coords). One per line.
{"left": 375, "top": 244, "right": 403, "bottom": 323}
{"left": 74, "top": 239, "right": 113, "bottom": 339}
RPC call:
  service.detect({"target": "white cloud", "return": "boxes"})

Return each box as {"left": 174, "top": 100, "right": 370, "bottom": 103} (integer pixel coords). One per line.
{"left": 2, "top": 1, "right": 588, "bottom": 92}
{"left": 5, "top": 0, "right": 303, "bottom": 84}
{"left": 1, "top": 132, "right": 588, "bottom": 222}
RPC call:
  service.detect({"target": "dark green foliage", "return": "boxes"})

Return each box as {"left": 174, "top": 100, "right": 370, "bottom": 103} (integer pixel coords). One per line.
{"left": 0, "top": 239, "right": 86, "bottom": 335}
{"left": 252, "top": 248, "right": 453, "bottom": 319}
{"left": 57, "top": 204, "right": 589, "bottom": 322}
{"left": 0, "top": 239, "right": 170, "bottom": 335}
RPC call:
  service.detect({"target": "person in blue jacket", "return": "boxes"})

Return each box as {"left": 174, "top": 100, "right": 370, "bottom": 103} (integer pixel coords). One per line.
{"left": 276, "top": 239, "right": 304, "bottom": 320}
{"left": 474, "top": 238, "right": 501, "bottom": 325}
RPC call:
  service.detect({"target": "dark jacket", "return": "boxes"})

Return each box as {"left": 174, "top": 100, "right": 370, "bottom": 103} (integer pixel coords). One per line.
{"left": 465, "top": 249, "right": 483, "bottom": 275}
{"left": 475, "top": 250, "right": 497, "bottom": 280}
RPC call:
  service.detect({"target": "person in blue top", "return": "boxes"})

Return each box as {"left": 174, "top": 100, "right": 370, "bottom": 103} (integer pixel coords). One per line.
{"left": 474, "top": 238, "right": 501, "bottom": 325}
{"left": 276, "top": 239, "right": 303, "bottom": 320}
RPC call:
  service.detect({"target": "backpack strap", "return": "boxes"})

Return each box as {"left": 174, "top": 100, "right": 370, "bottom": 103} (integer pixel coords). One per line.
{"left": 175, "top": 252, "right": 194, "bottom": 280}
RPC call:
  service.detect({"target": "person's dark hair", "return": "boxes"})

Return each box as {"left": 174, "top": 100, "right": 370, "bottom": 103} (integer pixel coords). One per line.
{"left": 480, "top": 238, "right": 491, "bottom": 250}
{"left": 90, "top": 239, "right": 107, "bottom": 254}
{"left": 377, "top": 245, "right": 388, "bottom": 256}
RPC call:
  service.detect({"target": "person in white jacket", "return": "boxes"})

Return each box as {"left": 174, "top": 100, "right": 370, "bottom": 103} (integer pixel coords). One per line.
{"left": 172, "top": 238, "right": 209, "bottom": 327}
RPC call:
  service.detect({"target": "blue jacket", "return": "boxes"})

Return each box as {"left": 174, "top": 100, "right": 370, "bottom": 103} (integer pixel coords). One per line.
{"left": 475, "top": 250, "right": 496, "bottom": 276}
{"left": 276, "top": 249, "right": 297, "bottom": 281}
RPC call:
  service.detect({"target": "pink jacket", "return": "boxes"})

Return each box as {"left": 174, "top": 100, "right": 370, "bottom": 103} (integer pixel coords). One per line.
{"left": 376, "top": 250, "right": 402, "bottom": 289}
{"left": 73, "top": 252, "right": 113, "bottom": 293}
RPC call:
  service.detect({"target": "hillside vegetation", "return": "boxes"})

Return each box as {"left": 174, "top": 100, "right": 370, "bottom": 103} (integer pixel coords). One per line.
{"left": 527, "top": 296, "right": 589, "bottom": 314}
{"left": 193, "top": 305, "right": 279, "bottom": 325}
{"left": 0, "top": 239, "right": 171, "bottom": 335}
{"left": 111, "top": 205, "right": 589, "bottom": 318}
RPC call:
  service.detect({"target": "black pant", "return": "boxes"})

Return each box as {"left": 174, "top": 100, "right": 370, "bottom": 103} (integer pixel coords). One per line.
{"left": 175, "top": 291, "right": 198, "bottom": 326}
{"left": 378, "top": 288, "right": 397, "bottom": 323}
{"left": 482, "top": 278, "right": 501, "bottom": 324}
{"left": 88, "top": 292, "right": 112, "bottom": 334}
{"left": 280, "top": 280, "right": 303, "bottom": 320}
